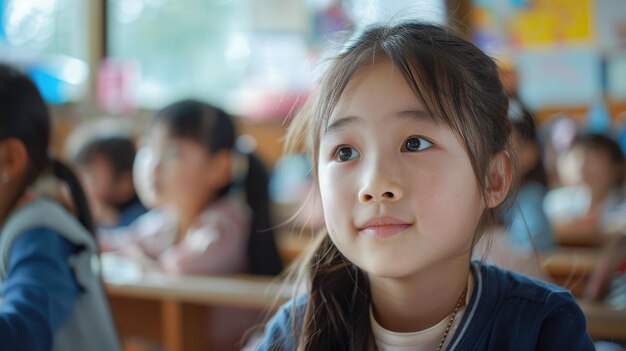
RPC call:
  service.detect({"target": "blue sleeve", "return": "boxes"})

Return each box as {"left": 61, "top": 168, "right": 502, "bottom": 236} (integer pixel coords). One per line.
{"left": 255, "top": 301, "right": 297, "bottom": 351}
{"left": 116, "top": 200, "right": 148, "bottom": 228}
{"left": 0, "top": 228, "right": 81, "bottom": 351}
{"left": 509, "top": 183, "right": 555, "bottom": 252}
{"left": 535, "top": 298, "right": 596, "bottom": 351}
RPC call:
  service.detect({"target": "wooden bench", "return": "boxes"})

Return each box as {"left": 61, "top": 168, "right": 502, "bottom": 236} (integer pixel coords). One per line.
{"left": 105, "top": 272, "right": 292, "bottom": 351}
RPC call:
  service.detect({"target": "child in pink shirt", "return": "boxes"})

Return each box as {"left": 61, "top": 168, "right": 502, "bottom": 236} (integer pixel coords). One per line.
{"left": 103, "top": 100, "right": 282, "bottom": 276}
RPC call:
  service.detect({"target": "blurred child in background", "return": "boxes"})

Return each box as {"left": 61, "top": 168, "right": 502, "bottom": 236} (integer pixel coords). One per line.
{"left": 0, "top": 63, "right": 120, "bottom": 351}
{"left": 104, "top": 99, "right": 282, "bottom": 276}
{"left": 544, "top": 133, "right": 626, "bottom": 239}
{"left": 74, "top": 136, "right": 147, "bottom": 229}
{"left": 102, "top": 99, "right": 283, "bottom": 350}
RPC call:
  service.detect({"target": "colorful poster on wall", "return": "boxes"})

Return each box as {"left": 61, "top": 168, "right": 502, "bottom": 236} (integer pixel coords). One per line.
{"left": 509, "top": 0, "right": 593, "bottom": 47}
{"left": 472, "top": 0, "right": 594, "bottom": 51}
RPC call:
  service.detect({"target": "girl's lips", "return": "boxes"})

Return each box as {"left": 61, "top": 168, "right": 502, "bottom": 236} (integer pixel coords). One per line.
{"left": 358, "top": 224, "right": 411, "bottom": 238}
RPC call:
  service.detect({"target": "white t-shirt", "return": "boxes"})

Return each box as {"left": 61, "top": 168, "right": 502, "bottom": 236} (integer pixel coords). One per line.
{"left": 371, "top": 276, "right": 473, "bottom": 351}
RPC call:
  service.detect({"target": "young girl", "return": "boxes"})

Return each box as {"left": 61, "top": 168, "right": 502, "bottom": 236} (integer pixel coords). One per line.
{"left": 255, "top": 22, "right": 594, "bottom": 350}
{"left": 0, "top": 64, "right": 120, "bottom": 350}
{"left": 544, "top": 133, "right": 625, "bottom": 240}
{"left": 104, "top": 99, "right": 283, "bottom": 276}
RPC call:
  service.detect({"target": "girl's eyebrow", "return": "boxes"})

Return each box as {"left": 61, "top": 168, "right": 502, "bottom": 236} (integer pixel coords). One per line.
{"left": 397, "top": 109, "right": 434, "bottom": 121}
{"left": 325, "top": 110, "right": 434, "bottom": 135}
{"left": 325, "top": 115, "right": 360, "bottom": 134}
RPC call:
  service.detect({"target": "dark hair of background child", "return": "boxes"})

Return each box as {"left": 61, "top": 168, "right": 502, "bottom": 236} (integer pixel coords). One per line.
{"left": 154, "top": 100, "right": 283, "bottom": 275}
{"left": 75, "top": 136, "right": 137, "bottom": 178}
{"left": 0, "top": 63, "right": 94, "bottom": 234}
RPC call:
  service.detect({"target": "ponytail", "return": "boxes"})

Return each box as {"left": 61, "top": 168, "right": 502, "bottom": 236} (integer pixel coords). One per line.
{"left": 243, "top": 153, "right": 283, "bottom": 275}
{"left": 294, "top": 235, "right": 372, "bottom": 350}
{"left": 51, "top": 158, "right": 95, "bottom": 236}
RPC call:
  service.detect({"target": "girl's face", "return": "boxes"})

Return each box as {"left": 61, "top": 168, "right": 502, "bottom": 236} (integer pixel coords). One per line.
{"left": 147, "top": 122, "right": 219, "bottom": 211}
{"left": 317, "top": 61, "right": 485, "bottom": 279}
{"left": 78, "top": 156, "right": 117, "bottom": 204}
{"left": 580, "top": 146, "right": 621, "bottom": 194}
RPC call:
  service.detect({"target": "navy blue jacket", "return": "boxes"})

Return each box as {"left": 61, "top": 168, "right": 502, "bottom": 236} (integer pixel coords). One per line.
{"left": 256, "top": 263, "right": 595, "bottom": 350}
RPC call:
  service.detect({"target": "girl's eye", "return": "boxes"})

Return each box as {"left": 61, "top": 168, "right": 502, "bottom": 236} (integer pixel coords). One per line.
{"left": 334, "top": 146, "right": 360, "bottom": 162}
{"left": 402, "top": 136, "right": 433, "bottom": 152}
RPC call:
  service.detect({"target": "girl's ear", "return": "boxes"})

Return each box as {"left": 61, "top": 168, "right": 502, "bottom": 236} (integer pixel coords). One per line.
{"left": 205, "top": 150, "right": 233, "bottom": 189}
{"left": 485, "top": 151, "right": 512, "bottom": 208}
{"left": 0, "top": 138, "right": 29, "bottom": 184}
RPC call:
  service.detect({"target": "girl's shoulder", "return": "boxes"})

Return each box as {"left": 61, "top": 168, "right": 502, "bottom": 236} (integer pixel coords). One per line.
{"left": 465, "top": 263, "right": 594, "bottom": 350}
{"left": 479, "top": 262, "right": 573, "bottom": 305}
{"left": 255, "top": 295, "right": 307, "bottom": 350}
{"left": 197, "top": 195, "right": 251, "bottom": 228}
{"left": 132, "top": 208, "right": 177, "bottom": 235}
{"left": 0, "top": 198, "right": 96, "bottom": 261}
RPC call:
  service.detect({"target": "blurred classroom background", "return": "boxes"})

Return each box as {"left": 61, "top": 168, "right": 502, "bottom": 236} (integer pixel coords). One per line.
{"left": 1, "top": 0, "right": 626, "bottom": 350}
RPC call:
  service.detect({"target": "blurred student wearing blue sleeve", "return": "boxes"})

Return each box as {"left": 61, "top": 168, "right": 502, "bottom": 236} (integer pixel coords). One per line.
{"left": 0, "top": 63, "right": 120, "bottom": 351}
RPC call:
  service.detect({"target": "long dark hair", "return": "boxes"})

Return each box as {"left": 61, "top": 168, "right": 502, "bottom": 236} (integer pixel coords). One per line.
{"left": 282, "top": 22, "right": 514, "bottom": 350}
{"left": 154, "top": 100, "right": 283, "bottom": 275}
{"left": 0, "top": 63, "right": 94, "bottom": 234}
{"left": 509, "top": 98, "right": 548, "bottom": 187}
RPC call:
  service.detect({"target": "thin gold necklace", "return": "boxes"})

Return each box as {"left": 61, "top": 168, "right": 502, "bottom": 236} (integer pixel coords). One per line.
{"left": 372, "top": 285, "right": 468, "bottom": 351}
{"left": 436, "top": 285, "right": 468, "bottom": 351}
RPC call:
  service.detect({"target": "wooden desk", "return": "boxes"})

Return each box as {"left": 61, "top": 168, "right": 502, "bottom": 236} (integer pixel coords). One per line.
{"left": 105, "top": 273, "right": 292, "bottom": 351}
{"left": 578, "top": 301, "right": 626, "bottom": 341}
{"left": 540, "top": 248, "right": 599, "bottom": 297}
{"left": 106, "top": 273, "right": 289, "bottom": 309}
{"left": 554, "top": 231, "right": 620, "bottom": 248}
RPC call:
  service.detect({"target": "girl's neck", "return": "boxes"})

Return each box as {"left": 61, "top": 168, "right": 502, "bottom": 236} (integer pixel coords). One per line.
{"left": 175, "top": 209, "right": 201, "bottom": 243}
{"left": 174, "top": 196, "right": 218, "bottom": 243}
{"left": 368, "top": 257, "right": 471, "bottom": 333}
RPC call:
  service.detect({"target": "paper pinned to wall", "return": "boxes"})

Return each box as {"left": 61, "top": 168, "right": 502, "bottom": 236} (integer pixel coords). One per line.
{"left": 516, "top": 48, "right": 603, "bottom": 109}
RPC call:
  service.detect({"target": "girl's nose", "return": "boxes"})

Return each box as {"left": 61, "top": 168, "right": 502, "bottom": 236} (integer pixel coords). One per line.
{"left": 358, "top": 168, "right": 403, "bottom": 203}
{"left": 359, "top": 190, "right": 398, "bottom": 202}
